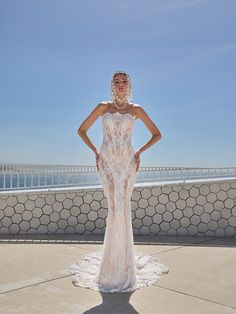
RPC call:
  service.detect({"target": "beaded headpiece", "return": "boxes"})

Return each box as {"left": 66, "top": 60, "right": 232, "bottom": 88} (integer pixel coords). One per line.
{"left": 111, "top": 71, "right": 132, "bottom": 102}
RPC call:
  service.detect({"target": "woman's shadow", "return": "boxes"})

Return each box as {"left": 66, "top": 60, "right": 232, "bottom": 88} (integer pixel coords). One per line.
{"left": 83, "top": 291, "right": 139, "bottom": 314}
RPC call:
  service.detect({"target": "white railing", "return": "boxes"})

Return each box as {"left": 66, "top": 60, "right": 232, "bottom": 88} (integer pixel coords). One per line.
{"left": 0, "top": 163, "right": 236, "bottom": 191}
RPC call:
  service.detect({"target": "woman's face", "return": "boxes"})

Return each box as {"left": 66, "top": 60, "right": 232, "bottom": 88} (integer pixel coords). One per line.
{"left": 112, "top": 74, "right": 129, "bottom": 97}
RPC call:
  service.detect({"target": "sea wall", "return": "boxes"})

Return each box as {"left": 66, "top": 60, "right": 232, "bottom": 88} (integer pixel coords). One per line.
{"left": 0, "top": 179, "right": 236, "bottom": 237}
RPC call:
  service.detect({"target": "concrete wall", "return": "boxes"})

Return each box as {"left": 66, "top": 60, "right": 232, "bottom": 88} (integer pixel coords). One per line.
{"left": 0, "top": 179, "right": 236, "bottom": 237}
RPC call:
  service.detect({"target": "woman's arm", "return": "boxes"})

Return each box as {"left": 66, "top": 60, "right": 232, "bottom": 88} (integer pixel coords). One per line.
{"left": 78, "top": 102, "right": 106, "bottom": 154}
{"left": 134, "top": 105, "right": 162, "bottom": 156}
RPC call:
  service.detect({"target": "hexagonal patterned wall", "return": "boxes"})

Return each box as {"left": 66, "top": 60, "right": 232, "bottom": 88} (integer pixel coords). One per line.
{"left": 0, "top": 179, "right": 236, "bottom": 237}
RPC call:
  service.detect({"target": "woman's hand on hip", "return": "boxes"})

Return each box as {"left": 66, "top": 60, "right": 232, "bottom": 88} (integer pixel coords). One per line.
{"left": 134, "top": 151, "right": 140, "bottom": 171}
{"left": 95, "top": 151, "right": 100, "bottom": 171}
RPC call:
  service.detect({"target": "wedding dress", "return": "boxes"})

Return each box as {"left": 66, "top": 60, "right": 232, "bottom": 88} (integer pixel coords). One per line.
{"left": 67, "top": 111, "right": 169, "bottom": 292}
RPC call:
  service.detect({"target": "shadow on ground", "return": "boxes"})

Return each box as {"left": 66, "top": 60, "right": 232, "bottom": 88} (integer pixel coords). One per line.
{"left": 84, "top": 291, "right": 138, "bottom": 314}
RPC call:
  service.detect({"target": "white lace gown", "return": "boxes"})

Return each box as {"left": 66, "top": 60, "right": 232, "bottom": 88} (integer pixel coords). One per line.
{"left": 67, "top": 111, "right": 169, "bottom": 292}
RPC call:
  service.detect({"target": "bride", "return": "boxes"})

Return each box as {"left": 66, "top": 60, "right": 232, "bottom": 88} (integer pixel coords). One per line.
{"left": 67, "top": 71, "right": 169, "bottom": 292}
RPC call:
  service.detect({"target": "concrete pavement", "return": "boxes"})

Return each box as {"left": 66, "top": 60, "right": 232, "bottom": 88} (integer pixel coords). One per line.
{"left": 0, "top": 234, "right": 235, "bottom": 314}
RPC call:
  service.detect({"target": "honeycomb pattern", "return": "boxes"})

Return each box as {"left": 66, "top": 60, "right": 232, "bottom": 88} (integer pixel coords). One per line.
{"left": 0, "top": 180, "right": 236, "bottom": 237}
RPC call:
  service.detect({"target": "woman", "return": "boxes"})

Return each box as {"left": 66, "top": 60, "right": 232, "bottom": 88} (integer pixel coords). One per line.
{"left": 67, "top": 71, "right": 169, "bottom": 292}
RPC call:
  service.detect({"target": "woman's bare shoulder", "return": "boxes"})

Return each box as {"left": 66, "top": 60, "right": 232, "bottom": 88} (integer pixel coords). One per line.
{"left": 96, "top": 101, "right": 110, "bottom": 112}
{"left": 98, "top": 101, "right": 111, "bottom": 106}
{"left": 131, "top": 103, "right": 141, "bottom": 106}
{"left": 130, "top": 103, "right": 142, "bottom": 108}
{"left": 130, "top": 103, "right": 144, "bottom": 114}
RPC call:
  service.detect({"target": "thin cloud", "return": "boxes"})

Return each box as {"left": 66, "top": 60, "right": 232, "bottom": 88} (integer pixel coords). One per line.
{"left": 116, "top": 0, "right": 209, "bottom": 19}
{"left": 143, "top": 0, "right": 209, "bottom": 15}
{"left": 189, "top": 42, "right": 236, "bottom": 61}
{"left": 167, "top": 42, "right": 236, "bottom": 70}
{"left": 158, "top": 0, "right": 208, "bottom": 11}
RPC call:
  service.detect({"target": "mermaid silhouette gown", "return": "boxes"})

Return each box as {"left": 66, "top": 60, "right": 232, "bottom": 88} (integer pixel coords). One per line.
{"left": 67, "top": 111, "right": 169, "bottom": 292}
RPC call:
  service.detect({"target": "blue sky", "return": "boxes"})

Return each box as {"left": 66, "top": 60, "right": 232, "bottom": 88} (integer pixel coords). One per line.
{"left": 0, "top": 0, "right": 235, "bottom": 168}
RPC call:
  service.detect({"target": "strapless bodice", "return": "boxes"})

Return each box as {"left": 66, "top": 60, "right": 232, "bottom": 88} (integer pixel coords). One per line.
{"left": 100, "top": 112, "right": 135, "bottom": 158}
{"left": 101, "top": 112, "right": 135, "bottom": 148}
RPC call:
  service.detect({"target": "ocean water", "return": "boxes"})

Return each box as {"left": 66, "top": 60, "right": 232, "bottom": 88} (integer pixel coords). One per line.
{"left": 0, "top": 173, "right": 99, "bottom": 190}
{"left": 0, "top": 167, "right": 235, "bottom": 191}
